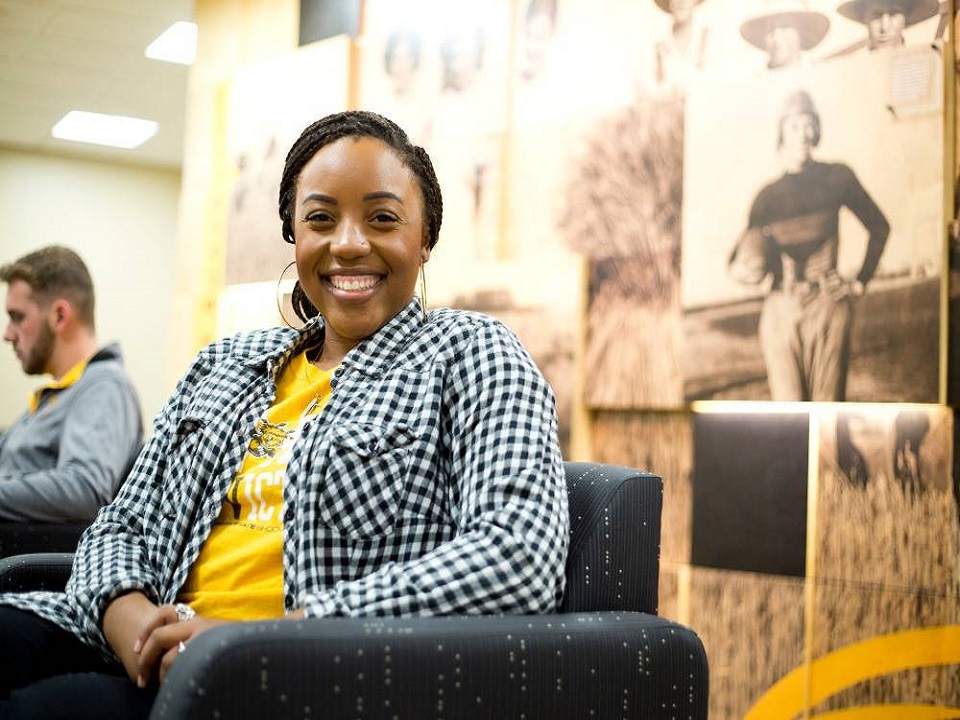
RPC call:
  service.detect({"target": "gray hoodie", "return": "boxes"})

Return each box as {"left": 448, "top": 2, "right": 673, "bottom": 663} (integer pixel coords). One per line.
{"left": 0, "top": 342, "right": 143, "bottom": 522}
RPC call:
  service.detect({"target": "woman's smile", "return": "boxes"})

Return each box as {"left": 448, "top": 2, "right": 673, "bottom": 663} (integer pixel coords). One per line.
{"left": 324, "top": 272, "right": 384, "bottom": 295}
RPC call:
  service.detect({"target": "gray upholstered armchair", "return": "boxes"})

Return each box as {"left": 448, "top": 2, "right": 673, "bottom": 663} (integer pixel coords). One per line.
{"left": 0, "top": 462, "right": 709, "bottom": 719}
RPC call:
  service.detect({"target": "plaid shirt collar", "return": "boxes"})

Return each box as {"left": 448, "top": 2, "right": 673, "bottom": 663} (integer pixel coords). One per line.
{"left": 245, "top": 298, "right": 426, "bottom": 380}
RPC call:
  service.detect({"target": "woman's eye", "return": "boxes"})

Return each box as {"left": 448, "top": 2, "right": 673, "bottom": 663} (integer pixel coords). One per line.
{"left": 304, "top": 211, "right": 334, "bottom": 224}
{"left": 371, "top": 211, "right": 399, "bottom": 224}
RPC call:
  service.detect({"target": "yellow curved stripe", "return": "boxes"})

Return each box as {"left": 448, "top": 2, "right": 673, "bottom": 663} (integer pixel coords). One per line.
{"left": 745, "top": 626, "right": 960, "bottom": 720}
{"left": 809, "top": 705, "right": 960, "bottom": 720}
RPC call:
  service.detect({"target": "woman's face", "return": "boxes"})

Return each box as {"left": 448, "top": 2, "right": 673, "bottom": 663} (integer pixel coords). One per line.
{"left": 443, "top": 32, "right": 481, "bottom": 92}
{"left": 293, "top": 136, "right": 429, "bottom": 356}
{"left": 669, "top": 0, "right": 696, "bottom": 24}
{"left": 865, "top": 10, "right": 906, "bottom": 49}
{"left": 764, "top": 24, "right": 802, "bottom": 68}
{"left": 387, "top": 40, "right": 418, "bottom": 92}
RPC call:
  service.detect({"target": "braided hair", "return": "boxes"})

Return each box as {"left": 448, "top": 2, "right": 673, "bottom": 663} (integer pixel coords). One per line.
{"left": 278, "top": 110, "right": 443, "bottom": 322}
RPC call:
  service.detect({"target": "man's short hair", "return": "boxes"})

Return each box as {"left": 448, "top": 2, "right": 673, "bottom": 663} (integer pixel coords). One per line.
{"left": 0, "top": 246, "right": 96, "bottom": 328}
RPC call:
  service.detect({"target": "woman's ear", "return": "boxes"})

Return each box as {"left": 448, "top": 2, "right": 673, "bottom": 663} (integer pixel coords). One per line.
{"left": 420, "top": 244, "right": 431, "bottom": 264}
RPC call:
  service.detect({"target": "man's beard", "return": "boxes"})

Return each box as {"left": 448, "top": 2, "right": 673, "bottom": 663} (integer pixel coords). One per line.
{"left": 22, "top": 320, "right": 54, "bottom": 375}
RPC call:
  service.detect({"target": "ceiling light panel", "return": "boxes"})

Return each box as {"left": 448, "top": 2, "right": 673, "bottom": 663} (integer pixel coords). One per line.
{"left": 145, "top": 21, "right": 197, "bottom": 65}
{"left": 52, "top": 110, "right": 159, "bottom": 149}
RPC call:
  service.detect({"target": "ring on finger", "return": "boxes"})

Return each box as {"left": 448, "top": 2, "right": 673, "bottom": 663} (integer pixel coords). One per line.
{"left": 174, "top": 603, "right": 196, "bottom": 622}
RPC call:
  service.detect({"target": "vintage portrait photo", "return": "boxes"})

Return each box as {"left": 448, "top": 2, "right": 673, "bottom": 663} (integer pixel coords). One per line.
{"left": 223, "top": 38, "right": 351, "bottom": 287}
{"left": 681, "top": 48, "right": 943, "bottom": 402}
{"left": 814, "top": 405, "right": 957, "bottom": 708}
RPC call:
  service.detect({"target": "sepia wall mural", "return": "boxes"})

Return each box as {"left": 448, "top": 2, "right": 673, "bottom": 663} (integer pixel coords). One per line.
{"left": 210, "top": 0, "right": 959, "bottom": 717}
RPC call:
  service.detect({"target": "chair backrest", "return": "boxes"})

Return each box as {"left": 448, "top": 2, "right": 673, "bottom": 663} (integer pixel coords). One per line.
{"left": 0, "top": 462, "right": 665, "bottom": 611}
{"left": 560, "top": 461, "right": 662, "bottom": 614}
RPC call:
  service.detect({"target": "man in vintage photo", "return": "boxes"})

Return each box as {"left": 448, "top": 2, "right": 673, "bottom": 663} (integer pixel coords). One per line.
{"left": 519, "top": 0, "right": 558, "bottom": 84}
{"left": 652, "top": 0, "right": 709, "bottom": 88}
{"left": 739, "top": 0, "right": 830, "bottom": 69}
{"left": 727, "top": 90, "right": 890, "bottom": 401}
{"left": 378, "top": 29, "right": 432, "bottom": 146}
{"left": 836, "top": 0, "right": 940, "bottom": 51}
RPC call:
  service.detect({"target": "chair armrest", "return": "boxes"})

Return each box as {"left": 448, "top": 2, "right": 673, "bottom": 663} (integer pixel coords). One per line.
{"left": 152, "top": 612, "right": 708, "bottom": 720}
{"left": 0, "top": 552, "right": 75, "bottom": 592}
{"left": 0, "top": 522, "right": 88, "bottom": 558}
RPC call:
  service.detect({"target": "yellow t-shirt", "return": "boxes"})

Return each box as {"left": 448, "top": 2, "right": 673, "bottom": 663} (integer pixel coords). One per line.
{"left": 177, "top": 351, "right": 333, "bottom": 620}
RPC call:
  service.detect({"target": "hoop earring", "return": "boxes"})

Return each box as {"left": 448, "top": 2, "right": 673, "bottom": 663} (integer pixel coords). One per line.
{"left": 276, "top": 260, "right": 301, "bottom": 329}
{"left": 419, "top": 261, "right": 428, "bottom": 323}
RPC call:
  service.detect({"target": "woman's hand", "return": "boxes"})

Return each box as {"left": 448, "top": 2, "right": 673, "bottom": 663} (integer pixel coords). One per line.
{"left": 102, "top": 591, "right": 157, "bottom": 685}
{"left": 106, "top": 596, "right": 303, "bottom": 687}
{"left": 134, "top": 606, "right": 229, "bottom": 687}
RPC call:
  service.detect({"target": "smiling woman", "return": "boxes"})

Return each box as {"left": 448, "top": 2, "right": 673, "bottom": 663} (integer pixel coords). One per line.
{"left": 290, "top": 134, "right": 429, "bottom": 364}
{"left": 0, "top": 110, "right": 569, "bottom": 719}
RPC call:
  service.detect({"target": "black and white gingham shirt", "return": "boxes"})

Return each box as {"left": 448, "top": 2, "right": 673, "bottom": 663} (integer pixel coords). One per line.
{"left": 2, "top": 299, "right": 568, "bottom": 656}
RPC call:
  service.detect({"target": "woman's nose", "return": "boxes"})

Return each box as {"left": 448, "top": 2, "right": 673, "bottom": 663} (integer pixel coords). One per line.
{"left": 330, "top": 222, "right": 371, "bottom": 256}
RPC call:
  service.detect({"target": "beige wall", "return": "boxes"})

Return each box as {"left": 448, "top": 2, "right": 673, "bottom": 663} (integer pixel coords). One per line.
{"left": 171, "top": 0, "right": 300, "bottom": 376}
{"left": 0, "top": 148, "right": 181, "bottom": 431}
{"left": 0, "top": 0, "right": 304, "bottom": 433}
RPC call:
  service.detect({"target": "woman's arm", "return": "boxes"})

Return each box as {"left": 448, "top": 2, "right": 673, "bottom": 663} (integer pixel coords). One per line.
{"left": 65, "top": 348, "right": 217, "bottom": 652}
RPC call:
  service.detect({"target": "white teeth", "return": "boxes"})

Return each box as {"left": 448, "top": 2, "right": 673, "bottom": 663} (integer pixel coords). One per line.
{"left": 330, "top": 275, "right": 379, "bottom": 291}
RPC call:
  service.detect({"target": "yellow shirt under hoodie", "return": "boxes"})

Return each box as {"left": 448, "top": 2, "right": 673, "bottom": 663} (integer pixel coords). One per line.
{"left": 178, "top": 351, "right": 333, "bottom": 620}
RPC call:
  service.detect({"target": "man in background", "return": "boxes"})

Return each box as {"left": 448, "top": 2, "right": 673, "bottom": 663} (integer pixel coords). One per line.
{"left": 0, "top": 246, "right": 142, "bottom": 522}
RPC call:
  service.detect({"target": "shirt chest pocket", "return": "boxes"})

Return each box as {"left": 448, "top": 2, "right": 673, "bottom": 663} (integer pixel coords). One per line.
{"left": 158, "top": 415, "right": 223, "bottom": 519}
{"left": 313, "top": 423, "right": 416, "bottom": 538}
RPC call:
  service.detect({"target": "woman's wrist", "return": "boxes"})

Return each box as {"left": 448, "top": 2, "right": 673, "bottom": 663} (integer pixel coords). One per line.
{"left": 102, "top": 591, "right": 154, "bottom": 678}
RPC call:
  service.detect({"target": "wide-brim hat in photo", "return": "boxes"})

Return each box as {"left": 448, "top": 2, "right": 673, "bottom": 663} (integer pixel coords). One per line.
{"left": 653, "top": 0, "right": 706, "bottom": 13}
{"left": 740, "top": 4, "right": 831, "bottom": 50}
{"left": 836, "top": 0, "right": 939, "bottom": 27}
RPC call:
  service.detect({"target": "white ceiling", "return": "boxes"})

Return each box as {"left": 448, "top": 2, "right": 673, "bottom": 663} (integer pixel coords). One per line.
{"left": 0, "top": 0, "right": 193, "bottom": 169}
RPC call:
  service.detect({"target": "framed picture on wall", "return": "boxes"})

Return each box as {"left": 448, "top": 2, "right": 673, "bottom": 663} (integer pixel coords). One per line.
{"left": 681, "top": 49, "right": 943, "bottom": 403}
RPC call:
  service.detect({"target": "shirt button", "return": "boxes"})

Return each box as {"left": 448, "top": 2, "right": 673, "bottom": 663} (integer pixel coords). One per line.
{"left": 284, "top": 506, "right": 294, "bottom": 522}
{"left": 285, "top": 594, "right": 294, "bottom": 609}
